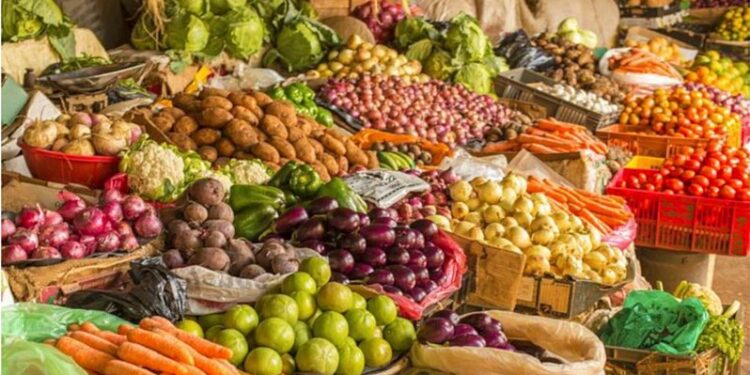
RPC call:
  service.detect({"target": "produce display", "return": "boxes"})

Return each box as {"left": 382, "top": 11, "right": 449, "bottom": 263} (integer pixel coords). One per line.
{"left": 352, "top": 0, "right": 415, "bottom": 43}
{"left": 319, "top": 75, "right": 514, "bottom": 146}
{"left": 534, "top": 83, "right": 620, "bottom": 115}
{"left": 267, "top": 82, "right": 334, "bottom": 127}
{"left": 606, "top": 48, "right": 682, "bottom": 81}
{"left": 623, "top": 36, "right": 684, "bottom": 66}
{"left": 714, "top": 6, "right": 750, "bottom": 41}
{"left": 264, "top": 15, "right": 341, "bottom": 71}
{"left": 686, "top": 50, "right": 750, "bottom": 97}
{"left": 418, "top": 310, "right": 512, "bottom": 350}
{"left": 308, "top": 35, "right": 427, "bottom": 81}
{"left": 373, "top": 143, "right": 430, "bottom": 166}
{"left": 390, "top": 169, "right": 456, "bottom": 224}
{"left": 3, "top": 188, "right": 161, "bottom": 264}
{"left": 445, "top": 173, "right": 628, "bottom": 284}
{"left": 21, "top": 113, "right": 141, "bottom": 156}
{"left": 480, "top": 119, "right": 609, "bottom": 155}
{"left": 616, "top": 141, "right": 750, "bottom": 200}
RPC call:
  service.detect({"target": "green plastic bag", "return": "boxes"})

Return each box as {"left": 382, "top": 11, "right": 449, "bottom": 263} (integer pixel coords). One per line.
{"left": 599, "top": 290, "right": 709, "bottom": 355}
{"left": 2, "top": 303, "right": 131, "bottom": 343}
{"left": 2, "top": 340, "right": 87, "bottom": 375}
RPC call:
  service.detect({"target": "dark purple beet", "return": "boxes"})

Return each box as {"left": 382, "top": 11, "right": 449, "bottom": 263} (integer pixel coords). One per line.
{"left": 418, "top": 279, "right": 438, "bottom": 294}
{"left": 350, "top": 262, "right": 374, "bottom": 279}
{"left": 460, "top": 313, "right": 494, "bottom": 330}
{"left": 360, "top": 224, "right": 395, "bottom": 247}
{"left": 295, "top": 217, "right": 326, "bottom": 241}
{"left": 432, "top": 309, "right": 460, "bottom": 325}
{"left": 308, "top": 197, "right": 339, "bottom": 215}
{"left": 389, "top": 265, "right": 416, "bottom": 291}
{"left": 410, "top": 266, "right": 429, "bottom": 285}
{"left": 424, "top": 244, "right": 445, "bottom": 270}
{"left": 382, "top": 285, "right": 404, "bottom": 296}
{"left": 407, "top": 286, "right": 426, "bottom": 302}
{"left": 331, "top": 272, "right": 350, "bottom": 284}
{"left": 372, "top": 217, "right": 397, "bottom": 228}
{"left": 452, "top": 323, "right": 478, "bottom": 338}
{"left": 417, "top": 317, "right": 454, "bottom": 344}
{"left": 360, "top": 247, "right": 386, "bottom": 267}
{"left": 386, "top": 247, "right": 410, "bottom": 265}
{"left": 410, "top": 219, "right": 438, "bottom": 239}
{"left": 328, "top": 249, "right": 355, "bottom": 274}
{"left": 339, "top": 233, "right": 367, "bottom": 255}
{"left": 449, "top": 334, "right": 486, "bottom": 347}
{"left": 301, "top": 239, "right": 327, "bottom": 254}
{"left": 328, "top": 208, "right": 361, "bottom": 233}
{"left": 366, "top": 269, "right": 394, "bottom": 286}
{"left": 406, "top": 250, "right": 427, "bottom": 268}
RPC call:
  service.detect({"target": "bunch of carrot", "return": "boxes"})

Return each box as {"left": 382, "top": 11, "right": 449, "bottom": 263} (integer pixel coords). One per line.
{"left": 526, "top": 176, "right": 633, "bottom": 235}
{"left": 47, "top": 317, "right": 239, "bottom": 375}
{"left": 608, "top": 48, "right": 682, "bottom": 80}
{"left": 481, "top": 119, "right": 608, "bottom": 155}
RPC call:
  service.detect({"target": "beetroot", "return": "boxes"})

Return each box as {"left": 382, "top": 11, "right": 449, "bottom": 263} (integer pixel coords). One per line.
{"left": 16, "top": 205, "right": 44, "bottom": 229}
{"left": 2, "top": 244, "right": 28, "bottom": 263}
{"left": 2, "top": 218, "right": 16, "bottom": 240}
{"left": 60, "top": 241, "right": 87, "bottom": 259}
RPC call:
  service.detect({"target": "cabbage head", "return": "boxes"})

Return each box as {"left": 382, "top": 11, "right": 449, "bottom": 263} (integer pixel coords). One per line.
{"left": 173, "top": 0, "right": 207, "bottom": 15}
{"left": 454, "top": 63, "right": 493, "bottom": 94}
{"left": 404, "top": 38, "right": 435, "bottom": 63}
{"left": 224, "top": 7, "right": 265, "bottom": 59}
{"left": 424, "top": 49, "right": 455, "bottom": 81}
{"left": 394, "top": 17, "right": 440, "bottom": 49}
{"left": 264, "top": 17, "right": 340, "bottom": 71}
{"left": 166, "top": 13, "right": 209, "bottom": 52}
{"left": 2, "top": 0, "right": 63, "bottom": 41}
{"left": 210, "top": 0, "right": 247, "bottom": 15}
{"left": 131, "top": 15, "right": 162, "bottom": 50}
{"left": 201, "top": 15, "right": 227, "bottom": 57}
{"left": 445, "top": 13, "right": 490, "bottom": 64}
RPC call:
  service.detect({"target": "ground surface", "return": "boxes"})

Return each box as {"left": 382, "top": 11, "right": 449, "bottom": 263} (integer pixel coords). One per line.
{"left": 712, "top": 255, "right": 750, "bottom": 374}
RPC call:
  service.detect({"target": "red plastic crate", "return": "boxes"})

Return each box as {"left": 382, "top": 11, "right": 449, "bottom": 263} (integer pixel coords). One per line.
{"left": 606, "top": 169, "right": 750, "bottom": 256}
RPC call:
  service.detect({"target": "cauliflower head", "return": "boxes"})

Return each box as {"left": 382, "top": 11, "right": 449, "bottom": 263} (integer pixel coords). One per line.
{"left": 224, "top": 159, "right": 271, "bottom": 185}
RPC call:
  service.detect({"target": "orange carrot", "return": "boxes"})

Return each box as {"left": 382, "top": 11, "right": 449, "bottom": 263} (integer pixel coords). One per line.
{"left": 117, "top": 342, "right": 188, "bottom": 375}
{"left": 481, "top": 141, "right": 519, "bottom": 154}
{"left": 104, "top": 360, "right": 156, "bottom": 375}
{"left": 79, "top": 323, "right": 127, "bottom": 346}
{"left": 517, "top": 133, "right": 569, "bottom": 148}
{"left": 118, "top": 325, "right": 134, "bottom": 335}
{"left": 536, "top": 119, "right": 582, "bottom": 132}
{"left": 127, "top": 328, "right": 194, "bottom": 365}
{"left": 149, "top": 326, "right": 232, "bottom": 360}
{"left": 525, "top": 143, "right": 566, "bottom": 153}
{"left": 56, "top": 336, "right": 115, "bottom": 373}
{"left": 68, "top": 323, "right": 81, "bottom": 331}
{"left": 175, "top": 339, "right": 233, "bottom": 375}
{"left": 69, "top": 331, "right": 119, "bottom": 356}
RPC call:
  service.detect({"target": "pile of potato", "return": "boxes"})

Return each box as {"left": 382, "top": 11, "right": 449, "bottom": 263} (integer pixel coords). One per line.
{"left": 144, "top": 87, "right": 377, "bottom": 180}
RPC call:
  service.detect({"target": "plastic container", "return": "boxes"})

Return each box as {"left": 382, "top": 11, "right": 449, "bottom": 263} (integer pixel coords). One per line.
{"left": 596, "top": 124, "right": 725, "bottom": 158}
{"left": 20, "top": 142, "right": 120, "bottom": 189}
{"left": 606, "top": 169, "right": 750, "bottom": 256}
{"left": 494, "top": 69, "right": 622, "bottom": 132}
{"left": 624, "top": 156, "right": 664, "bottom": 170}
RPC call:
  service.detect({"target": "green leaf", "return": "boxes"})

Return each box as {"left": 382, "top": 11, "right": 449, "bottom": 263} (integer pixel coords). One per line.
{"left": 47, "top": 24, "right": 76, "bottom": 61}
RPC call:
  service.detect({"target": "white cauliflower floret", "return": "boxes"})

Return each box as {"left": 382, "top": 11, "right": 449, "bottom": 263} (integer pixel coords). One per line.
{"left": 227, "top": 159, "right": 271, "bottom": 185}
{"left": 121, "top": 141, "right": 185, "bottom": 201}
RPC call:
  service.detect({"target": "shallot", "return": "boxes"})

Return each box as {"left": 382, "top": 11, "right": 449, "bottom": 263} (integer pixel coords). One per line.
{"left": 38, "top": 223, "right": 70, "bottom": 248}
{"left": 9, "top": 229, "right": 39, "bottom": 253}
{"left": 31, "top": 246, "right": 62, "bottom": 259}
{"left": 120, "top": 235, "right": 139, "bottom": 251}
{"left": 101, "top": 201, "right": 124, "bottom": 222}
{"left": 57, "top": 191, "right": 86, "bottom": 221}
{"left": 101, "top": 188, "right": 124, "bottom": 204}
{"left": 96, "top": 232, "right": 120, "bottom": 253}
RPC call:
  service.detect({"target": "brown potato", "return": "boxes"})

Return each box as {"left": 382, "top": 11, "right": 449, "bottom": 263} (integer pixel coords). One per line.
{"left": 200, "top": 87, "right": 230, "bottom": 98}
{"left": 231, "top": 106, "right": 259, "bottom": 126}
{"left": 366, "top": 150, "right": 379, "bottom": 169}
{"left": 191, "top": 128, "right": 221, "bottom": 145}
{"left": 169, "top": 132, "right": 197, "bottom": 151}
{"left": 215, "top": 137, "right": 236, "bottom": 157}
{"left": 250, "top": 142, "right": 280, "bottom": 164}
{"left": 224, "top": 119, "right": 259, "bottom": 148}
{"left": 233, "top": 151, "right": 255, "bottom": 160}
{"left": 308, "top": 138, "right": 324, "bottom": 156}
{"left": 151, "top": 113, "right": 175, "bottom": 133}
{"left": 201, "top": 95, "right": 233, "bottom": 111}
{"left": 173, "top": 93, "right": 198, "bottom": 110}
{"left": 252, "top": 91, "right": 273, "bottom": 107}
{"left": 337, "top": 154, "right": 349, "bottom": 174}
{"left": 268, "top": 136, "right": 296, "bottom": 159}
{"left": 298, "top": 118, "right": 313, "bottom": 136}
{"left": 256, "top": 129, "right": 268, "bottom": 143}
{"left": 293, "top": 138, "right": 316, "bottom": 164}
{"left": 321, "top": 134, "right": 346, "bottom": 156}
{"left": 260, "top": 115, "right": 288, "bottom": 139}
{"left": 327, "top": 129, "right": 348, "bottom": 142}
{"left": 173, "top": 116, "right": 199, "bottom": 134}
{"left": 198, "top": 145, "right": 218, "bottom": 162}
{"left": 310, "top": 161, "right": 330, "bottom": 181}
{"left": 248, "top": 104, "right": 264, "bottom": 119}
{"left": 287, "top": 127, "right": 304, "bottom": 142}
{"left": 200, "top": 107, "right": 233, "bottom": 128}
{"left": 227, "top": 92, "right": 246, "bottom": 107}
{"left": 161, "top": 107, "right": 186, "bottom": 120}
{"left": 346, "top": 140, "right": 369, "bottom": 166}
{"left": 320, "top": 153, "right": 340, "bottom": 176}
{"left": 238, "top": 95, "right": 258, "bottom": 110}
{"left": 265, "top": 101, "right": 297, "bottom": 126}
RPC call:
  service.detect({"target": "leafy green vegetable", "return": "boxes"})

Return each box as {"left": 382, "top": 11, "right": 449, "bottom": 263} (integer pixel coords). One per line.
{"left": 210, "top": 0, "right": 247, "bottom": 15}
{"left": 424, "top": 49, "right": 455, "bottom": 81}
{"left": 404, "top": 39, "right": 435, "bottom": 63}
{"left": 264, "top": 16, "right": 340, "bottom": 71}
{"left": 224, "top": 7, "right": 265, "bottom": 58}
{"left": 696, "top": 314, "right": 744, "bottom": 364}
{"left": 394, "top": 17, "right": 440, "bottom": 49}
{"left": 173, "top": 0, "right": 207, "bottom": 15}
{"left": 200, "top": 15, "right": 227, "bottom": 57}
{"left": 454, "top": 63, "right": 492, "bottom": 94}
{"left": 445, "top": 13, "right": 490, "bottom": 64}
{"left": 166, "top": 12, "right": 209, "bottom": 52}
{"left": 2, "top": 0, "right": 76, "bottom": 60}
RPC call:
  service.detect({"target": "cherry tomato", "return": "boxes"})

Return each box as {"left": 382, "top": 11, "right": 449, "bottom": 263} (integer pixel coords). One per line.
{"left": 665, "top": 178, "right": 684, "bottom": 191}
{"left": 626, "top": 176, "right": 640, "bottom": 188}
{"left": 719, "top": 166, "right": 733, "bottom": 180}
{"left": 706, "top": 186, "right": 720, "bottom": 198}
{"left": 651, "top": 173, "right": 664, "bottom": 187}
{"left": 728, "top": 179, "right": 744, "bottom": 190}
{"left": 637, "top": 172, "right": 648, "bottom": 184}
{"left": 720, "top": 185, "right": 736, "bottom": 200}
{"left": 699, "top": 166, "right": 717, "bottom": 179}
{"left": 710, "top": 178, "right": 726, "bottom": 188}
{"left": 704, "top": 157, "right": 721, "bottom": 170}
{"left": 685, "top": 159, "right": 701, "bottom": 171}
{"left": 643, "top": 183, "right": 656, "bottom": 191}
{"left": 737, "top": 189, "right": 750, "bottom": 201}
{"left": 681, "top": 170, "right": 696, "bottom": 180}
{"left": 692, "top": 175, "right": 710, "bottom": 188}
{"left": 673, "top": 154, "right": 688, "bottom": 167}
{"left": 687, "top": 184, "right": 704, "bottom": 196}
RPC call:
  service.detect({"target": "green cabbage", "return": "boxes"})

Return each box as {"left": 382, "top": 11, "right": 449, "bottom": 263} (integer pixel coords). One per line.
{"left": 210, "top": 0, "right": 247, "bottom": 15}
{"left": 166, "top": 12, "right": 209, "bottom": 52}
{"left": 558, "top": 17, "right": 579, "bottom": 33}
{"left": 175, "top": 0, "right": 207, "bottom": 15}
{"left": 224, "top": 7, "right": 265, "bottom": 58}
{"left": 424, "top": 49, "right": 455, "bottom": 81}
{"left": 404, "top": 39, "right": 435, "bottom": 63}
{"left": 131, "top": 15, "right": 162, "bottom": 51}
{"left": 445, "top": 13, "right": 490, "bottom": 64}
{"left": 201, "top": 15, "right": 227, "bottom": 57}
{"left": 394, "top": 17, "right": 439, "bottom": 49}
{"left": 454, "top": 63, "right": 492, "bottom": 94}
{"left": 2, "top": 0, "right": 64, "bottom": 41}
{"left": 264, "top": 17, "right": 339, "bottom": 71}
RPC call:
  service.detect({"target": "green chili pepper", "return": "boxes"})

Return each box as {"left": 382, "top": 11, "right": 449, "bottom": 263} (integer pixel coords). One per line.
{"left": 299, "top": 84, "right": 315, "bottom": 101}
{"left": 289, "top": 164, "right": 323, "bottom": 198}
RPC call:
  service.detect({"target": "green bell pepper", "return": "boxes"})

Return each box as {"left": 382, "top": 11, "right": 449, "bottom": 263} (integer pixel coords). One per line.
{"left": 229, "top": 185, "right": 286, "bottom": 211}
{"left": 284, "top": 84, "right": 306, "bottom": 104}
{"left": 268, "top": 161, "right": 299, "bottom": 188}
{"left": 299, "top": 83, "right": 315, "bottom": 101}
{"left": 316, "top": 177, "right": 368, "bottom": 212}
{"left": 234, "top": 203, "right": 279, "bottom": 241}
{"left": 289, "top": 165, "right": 323, "bottom": 198}
{"left": 268, "top": 86, "right": 287, "bottom": 101}
{"left": 316, "top": 108, "right": 334, "bottom": 127}
{"left": 302, "top": 98, "right": 318, "bottom": 117}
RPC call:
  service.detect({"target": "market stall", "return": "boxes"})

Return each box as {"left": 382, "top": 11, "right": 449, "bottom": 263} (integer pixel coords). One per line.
{"left": 1, "top": 0, "right": 748, "bottom": 374}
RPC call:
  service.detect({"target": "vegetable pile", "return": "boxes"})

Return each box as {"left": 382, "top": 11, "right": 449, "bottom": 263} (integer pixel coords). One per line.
{"left": 418, "top": 310, "right": 513, "bottom": 350}
{"left": 695, "top": 301, "right": 745, "bottom": 365}
{"left": 319, "top": 75, "right": 514, "bottom": 147}
{"left": 390, "top": 169, "right": 457, "bottom": 225}
{"left": 535, "top": 83, "right": 620, "bottom": 115}
{"left": 22, "top": 113, "right": 141, "bottom": 157}
{"left": 2, "top": 188, "right": 161, "bottom": 264}
{"left": 481, "top": 119, "right": 609, "bottom": 155}
{"left": 267, "top": 82, "right": 334, "bottom": 127}
{"left": 624, "top": 36, "right": 684, "bottom": 66}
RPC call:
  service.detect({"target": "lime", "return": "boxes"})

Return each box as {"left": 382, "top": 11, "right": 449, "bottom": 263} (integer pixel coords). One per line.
{"left": 383, "top": 318, "right": 416, "bottom": 352}
{"left": 259, "top": 294, "right": 299, "bottom": 325}
{"left": 205, "top": 325, "right": 225, "bottom": 341}
{"left": 176, "top": 319, "right": 204, "bottom": 338}
{"left": 372, "top": 326, "right": 383, "bottom": 339}
{"left": 282, "top": 272, "right": 318, "bottom": 295}
{"left": 335, "top": 341, "right": 365, "bottom": 375}
{"left": 244, "top": 347, "right": 282, "bottom": 375}
{"left": 366, "top": 296, "right": 397, "bottom": 326}
{"left": 214, "top": 329, "right": 248, "bottom": 366}
{"left": 296, "top": 338, "right": 339, "bottom": 375}
{"left": 281, "top": 353, "right": 295, "bottom": 375}
{"left": 293, "top": 321, "right": 312, "bottom": 353}
{"left": 345, "top": 309, "right": 377, "bottom": 342}
{"left": 317, "top": 283, "right": 353, "bottom": 313}
{"left": 254, "top": 317, "right": 295, "bottom": 354}
{"left": 342, "top": 337, "right": 357, "bottom": 349}
{"left": 198, "top": 313, "right": 225, "bottom": 330}
{"left": 307, "top": 309, "right": 322, "bottom": 327}
{"left": 358, "top": 338, "right": 392, "bottom": 368}
{"left": 223, "top": 304, "right": 259, "bottom": 336}
{"left": 290, "top": 291, "right": 317, "bottom": 320}
{"left": 351, "top": 293, "right": 367, "bottom": 310}
{"left": 300, "top": 257, "right": 331, "bottom": 287}
{"left": 312, "top": 311, "right": 349, "bottom": 347}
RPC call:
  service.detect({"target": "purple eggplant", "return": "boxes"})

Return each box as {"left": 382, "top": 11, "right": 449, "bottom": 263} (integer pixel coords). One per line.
{"left": 360, "top": 224, "right": 395, "bottom": 247}
{"left": 308, "top": 197, "right": 339, "bottom": 215}
{"left": 275, "top": 206, "right": 308, "bottom": 234}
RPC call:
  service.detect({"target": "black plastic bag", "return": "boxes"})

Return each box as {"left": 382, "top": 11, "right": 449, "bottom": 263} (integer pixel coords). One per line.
{"left": 495, "top": 30, "right": 555, "bottom": 72}
{"left": 64, "top": 257, "right": 187, "bottom": 322}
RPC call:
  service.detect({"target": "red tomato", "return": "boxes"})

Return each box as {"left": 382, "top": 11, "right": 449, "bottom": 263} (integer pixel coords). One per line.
{"left": 732, "top": 169, "right": 749, "bottom": 180}
{"left": 699, "top": 166, "right": 718, "bottom": 179}
{"left": 637, "top": 172, "right": 648, "bottom": 184}
{"left": 706, "top": 141, "right": 722, "bottom": 153}
{"left": 663, "top": 189, "right": 675, "bottom": 195}
{"left": 651, "top": 173, "right": 664, "bottom": 187}
{"left": 737, "top": 189, "right": 750, "bottom": 201}
{"left": 710, "top": 178, "right": 726, "bottom": 187}
{"left": 720, "top": 185, "right": 736, "bottom": 199}
{"left": 670, "top": 168, "right": 684, "bottom": 178}
{"left": 643, "top": 183, "right": 656, "bottom": 191}
{"left": 687, "top": 184, "right": 704, "bottom": 196}
{"left": 706, "top": 186, "right": 720, "bottom": 198}
{"left": 704, "top": 157, "right": 721, "bottom": 170}
{"left": 685, "top": 159, "right": 701, "bottom": 171}
{"left": 673, "top": 154, "right": 688, "bottom": 167}
{"left": 728, "top": 179, "right": 744, "bottom": 190}
{"left": 659, "top": 167, "right": 671, "bottom": 176}
{"left": 692, "top": 175, "right": 710, "bottom": 188}
{"left": 719, "top": 166, "right": 733, "bottom": 180}
{"left": 681, "top": 170, "right": 696, "bottom": 180}
{"left": 665, "top": 178, "right": 684, "bottom": 191}
{"left": 626, "top": 176, "right": 640, "bottom": 188}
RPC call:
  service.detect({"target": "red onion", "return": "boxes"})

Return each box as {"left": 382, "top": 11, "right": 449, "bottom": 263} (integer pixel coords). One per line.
{"left": 79, "top": 235, "right": 97, "bottom": 255}
{"left": 122, "top": 196, "right": 147, "bottom": 221}
{"left": 31, "top": 246, "right": 62, "bottom": 259}
{"left": 115, "top": 222, "right": 135, "bottom": 238}
{"left": 16, "top": 205, "right": 44, "bottom": 229}
{"left": 60, "top": 240, "right": 87, "bottom": 259}
{"left": 2, "top": 244, "right": 28, "bottom": 263}
{"left": 101, "top": 201, "right": 124, "bottom": 222}
{"left": 73, "top": 208, "right": 107, "bottom": 236}
{"left": 9, "top": 229, "right": 39, "bottom": 253}
{"left": 134, "top": 212, "right": 163, "bottom": 238}
{"left": 96, "top": 232, "right": 120, "bottom": 253}
{"left": 2, "top": 218, "right": 16, "bottom": 240}
{"left": 57, "top": 191, "right": 86, "bottom": 221}
{"left": 43, "top": 210, "right": 64, "bottom": 226}
{"left": 38, "top": 223, "right": 70, "bottom": 248}
{"left": 101, "top": 188, "right": 125, "bottom": 204}
{"left": 120, "top": 235, "right": 139, "bottom": 251}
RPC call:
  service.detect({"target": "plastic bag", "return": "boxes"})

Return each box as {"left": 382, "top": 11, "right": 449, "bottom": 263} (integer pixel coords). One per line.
{"left": 438, "top": 149, "right": 507, "bottom": 181}
{"left": 599, "top": 290, "right": 709, "bottom": 355}
{"left": 505, "top": 150, "right": 574, "bottom": 188}
{"left": 64, "top": 257, "right": 187, "bottom": 322}
{"left": 495, "top": 30, "right": 555, "bottom": 72}
{"left": 598, "top": 48, "right": 682, "bottom": 96}
{"left": 410, "top": 310, "right": 606, "bottom": 375}
{"left": 602, "top": 217, "right": 637, "bottom": 251}
{"left": 2, "top": 340, "right": 87, "bottom": 375}
{"left": 2, "top": 303, "right": 130, "bottom": 344}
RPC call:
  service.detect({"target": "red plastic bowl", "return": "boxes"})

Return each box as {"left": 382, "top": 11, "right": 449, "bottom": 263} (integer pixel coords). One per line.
{"left": 20, "top": 142, "right": 121, "bottom": 189}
